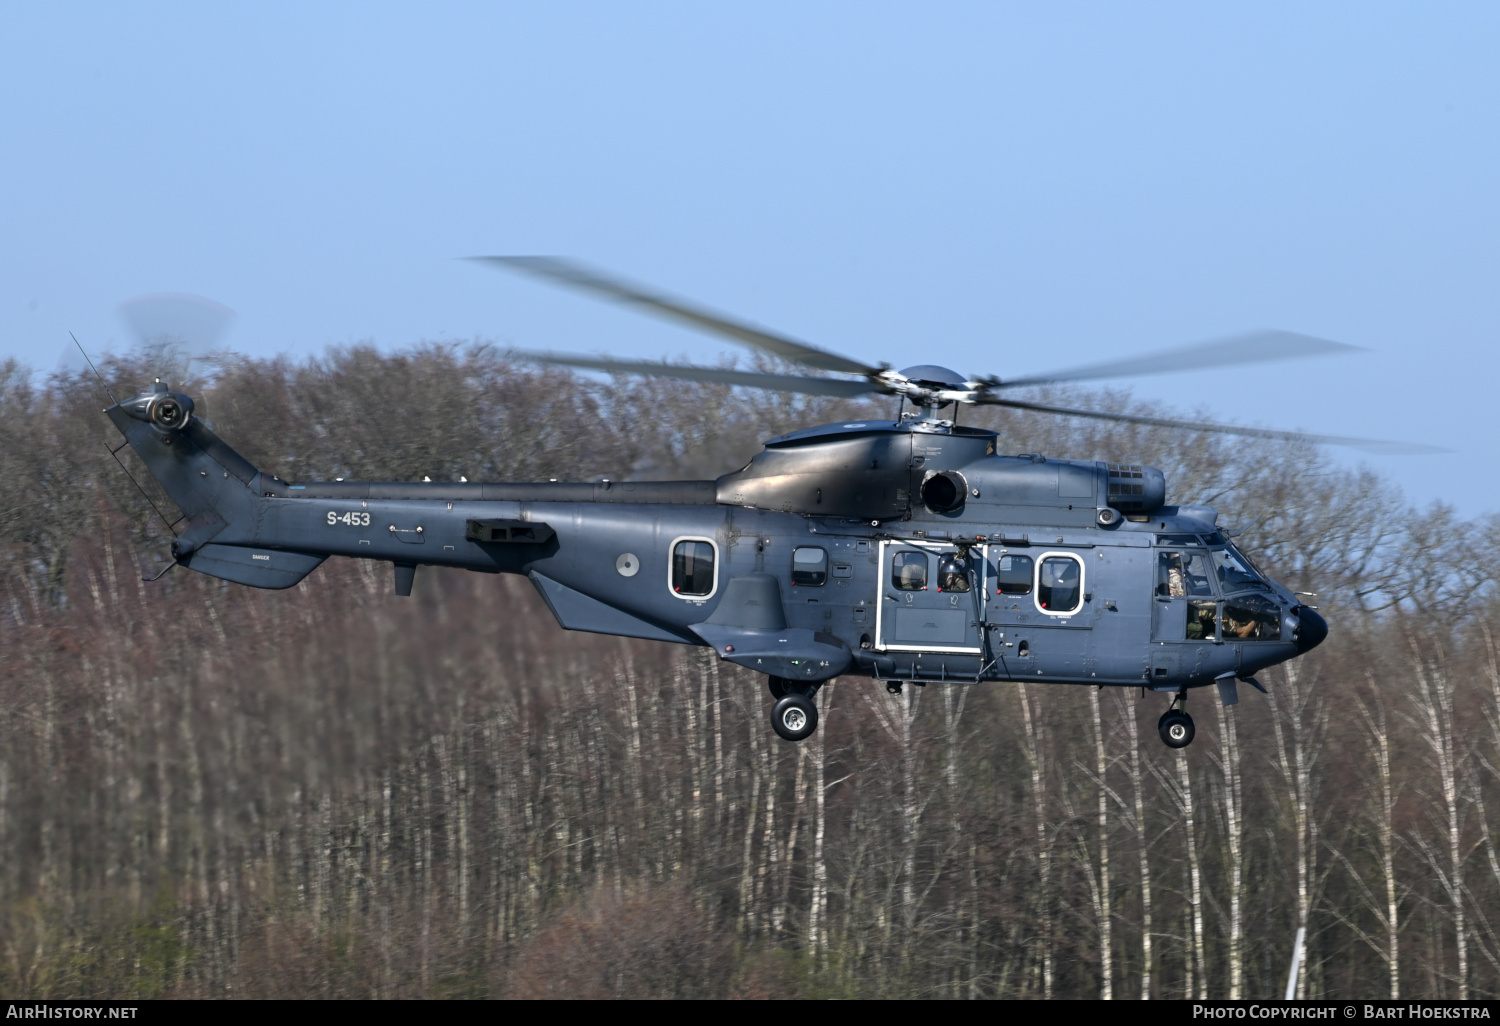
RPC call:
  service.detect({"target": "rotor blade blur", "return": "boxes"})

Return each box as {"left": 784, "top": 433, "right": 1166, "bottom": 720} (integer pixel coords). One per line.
{"left": 996, "top": 331, "right": 1361, "bottom": 389}
{"left": 513, "top": 350, "right": 882, "bottom": 398}
{"left": 118, "top": 293, "right": 236, "bottom": 351}
{"left": 473, "top": 256, "right": 878, "bottom": 376}
{"left": 976, "top": 395, "right": 1449, "bottom": 455}
{"left": 118, "top": 294, "right": 236, "bottom": 381}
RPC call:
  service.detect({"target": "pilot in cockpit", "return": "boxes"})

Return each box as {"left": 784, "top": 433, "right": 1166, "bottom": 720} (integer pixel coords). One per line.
{"left": 1158, "top": 552, "right": 1188, "bottom": 598}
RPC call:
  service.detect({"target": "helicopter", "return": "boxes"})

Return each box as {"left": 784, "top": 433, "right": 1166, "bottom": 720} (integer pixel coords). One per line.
{"left": 101, "top": 259, "right": 1440, "bottom": 748}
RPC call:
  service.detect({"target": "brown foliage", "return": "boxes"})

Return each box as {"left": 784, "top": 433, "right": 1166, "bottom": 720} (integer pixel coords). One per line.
{"left": 508, "top": 882, "right": 734, "bottom": 999}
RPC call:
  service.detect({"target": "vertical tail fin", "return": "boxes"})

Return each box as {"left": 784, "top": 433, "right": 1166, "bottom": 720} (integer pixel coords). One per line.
{"left": 106, "top": 383, "right": 260, "bottom": 559}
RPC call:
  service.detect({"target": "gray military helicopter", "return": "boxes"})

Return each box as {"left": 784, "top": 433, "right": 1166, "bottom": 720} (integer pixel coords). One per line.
{"left": 102, "top": 259, "right": 1437, "bottom": 748}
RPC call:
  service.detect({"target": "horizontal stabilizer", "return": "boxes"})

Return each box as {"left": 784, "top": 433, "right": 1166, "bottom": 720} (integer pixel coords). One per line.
{"left": 180, "top": 544, "right": 326, "bottom": 590}
{"left": 529, "top": 571, "right": 692, "bottom": 644}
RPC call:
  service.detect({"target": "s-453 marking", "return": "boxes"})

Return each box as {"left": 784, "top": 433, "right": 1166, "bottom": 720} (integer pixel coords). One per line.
{"left": 328, "top": 511, "right": 372, "bottom": 527}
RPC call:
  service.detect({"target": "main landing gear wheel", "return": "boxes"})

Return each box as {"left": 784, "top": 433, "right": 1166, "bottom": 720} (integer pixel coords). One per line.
{"left": 771, "top": 693, "right": 819, "bottom": 742}
{"left": 1159, "top": 709, "right": 1195, "bottom": 749}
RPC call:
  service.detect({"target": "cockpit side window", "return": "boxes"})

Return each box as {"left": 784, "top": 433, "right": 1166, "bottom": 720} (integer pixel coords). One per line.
{"left": 1186, "top": 599, "right": 1218, "bottom": 641}
{"left": 1222, "top": 594, "right": 1282, "bottom": 640}
{"left": 1211, "top": 545, "right": 1269, "bottom": 594}
{"left": 1156, "top": 551, "right": 1214, "bottom": 598}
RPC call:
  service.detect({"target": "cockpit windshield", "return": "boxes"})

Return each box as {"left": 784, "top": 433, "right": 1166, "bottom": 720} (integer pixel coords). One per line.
{"left": 1210, "top": 544, "right": 1270, "bottom": 594}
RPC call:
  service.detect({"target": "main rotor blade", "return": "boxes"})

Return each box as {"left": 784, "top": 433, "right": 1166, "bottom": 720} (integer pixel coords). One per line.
{"left": 976, "top": 395, "right": 1448, "bottom": 455}
{"left": 996, "top": 331, "right": 1361, "bottom": 389}
{"left": 513, "top": 350, "right": 883, "bottom": 398}
{"left": 473, "top": 256, "right": 878, "bottom": 376}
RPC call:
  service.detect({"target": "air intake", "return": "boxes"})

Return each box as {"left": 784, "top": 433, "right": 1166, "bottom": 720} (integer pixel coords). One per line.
{"left": 1104, "top": 463, "right": 1166, "bottom": 513}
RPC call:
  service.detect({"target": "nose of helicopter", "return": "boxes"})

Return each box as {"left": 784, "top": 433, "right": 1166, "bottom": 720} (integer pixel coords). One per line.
{"left": 1294, "top": 606, "right": 1328, "bottom": 653}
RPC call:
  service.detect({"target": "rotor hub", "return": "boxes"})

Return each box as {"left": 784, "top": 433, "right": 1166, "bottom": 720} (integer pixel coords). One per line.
{"left": 897, "top": 364, "right": 966, "bottom": 390}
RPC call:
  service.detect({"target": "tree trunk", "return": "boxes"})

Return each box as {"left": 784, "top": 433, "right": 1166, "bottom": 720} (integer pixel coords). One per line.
{"left": 1212, "top": 699, "right": 1244, "bottom": 1000}
{"left": 1020, "top": 687, "right": 1053, "bottom": 1000}
{"left": 1408, "top": 642, "right": 1468, "bottom": 1000}
{"left": 808, "top": 688, "right": 829, "bottom": 958}
{"left": 1269, "top": 662, "right": 1325, "bottom": 999}
{"left": 1179, "top": 750, "right": 1207, "bottom": 998}
{"left": 1115, "top": 692, "right": 1152, "bottom": 1000}
{"left": 1088, "top": 686, "right": 1113, "bottom": 999}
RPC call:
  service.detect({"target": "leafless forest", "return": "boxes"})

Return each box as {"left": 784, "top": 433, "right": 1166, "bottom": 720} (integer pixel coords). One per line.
{"left": 3, "top": 343, "right": 1499, "bottom": 999}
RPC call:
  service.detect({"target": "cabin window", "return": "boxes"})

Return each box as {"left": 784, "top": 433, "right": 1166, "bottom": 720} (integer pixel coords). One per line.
{"left": 671, "top": 539, "right": 716, "bottom": 597}
{"left": 1037, "top": 554, "right": 1083, "bottom": 614}
{"left": 938, "top": 553, "right": 971, "bottom": 592}
{"left": 792, "top": 546, "right": 828, "bottom": 586}
{"left": 1156, "top": 551, "right": 1214, "bottom": 598}
{"left": 994, "top": 554, "right": 1033, "bottom": 595}
{"left": 892, "top": 551, "right": 927, "bottom": 591}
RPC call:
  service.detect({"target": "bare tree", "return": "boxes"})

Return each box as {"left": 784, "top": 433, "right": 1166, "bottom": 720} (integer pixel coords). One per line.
{"left": 1210, "top": 699, "right": 1246, "bottom": 1000}
{"left": 1326, "top": 686, "right": 1407, "bottom": 998}
{"left": 1019, "top": 686, "right": 1054, "bottom": 1000}
{"left": 1153, "top": 747, "right": 1206, "bottom": 998}
{"left": 1404, "top": 637, "right": 1471, "bottom": 999}
{"left": 1267, "top": 661, "right": 1329, "bottom": 998}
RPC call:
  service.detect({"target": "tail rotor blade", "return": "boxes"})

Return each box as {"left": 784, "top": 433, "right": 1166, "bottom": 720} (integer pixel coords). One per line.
{"left": 473, "top": 256, "right": 879, "bottom": 376}
{"left": 118, "top": 293, "right": 236, "bottom": 382}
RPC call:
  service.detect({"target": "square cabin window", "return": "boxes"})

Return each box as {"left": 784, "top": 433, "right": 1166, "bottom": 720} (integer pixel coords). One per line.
{"left": 994, "top": 554, "right": 1034, "bottom": 595}
{"left": 792, "top": 546, "right": 828, "bottom": 586}
{"left": 672, "top": 540, "right": 716, "bottom": 597}
{"left": 892, "top": 551, "right": 928, "bottom": 591}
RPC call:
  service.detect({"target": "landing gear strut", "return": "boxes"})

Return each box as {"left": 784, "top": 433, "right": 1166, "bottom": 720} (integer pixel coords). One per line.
{"left": 1158, "top": 690, "right": 1195, "bottom": 749}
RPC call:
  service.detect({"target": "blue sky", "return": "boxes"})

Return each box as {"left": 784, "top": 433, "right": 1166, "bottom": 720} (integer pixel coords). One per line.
{"left": 3, "top": 4, "right": 1497, "bottom": 512}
